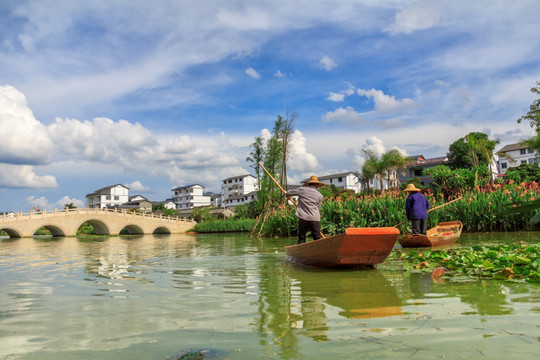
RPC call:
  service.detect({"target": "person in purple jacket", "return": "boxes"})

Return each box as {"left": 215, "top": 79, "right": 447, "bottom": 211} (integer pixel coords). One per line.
{"left": 404, "top": 183, "right": 430, "bottom": 235}
{"left": 286, "top": 175, "right": 325, "bottom": 244}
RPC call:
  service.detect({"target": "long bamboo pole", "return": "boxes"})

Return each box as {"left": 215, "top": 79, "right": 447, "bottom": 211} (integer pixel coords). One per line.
{"left": 393, "top": 196, "right": 462, "bottom": 228}
{"left": 258, "top": 161, "right": 325, "bottom": 238}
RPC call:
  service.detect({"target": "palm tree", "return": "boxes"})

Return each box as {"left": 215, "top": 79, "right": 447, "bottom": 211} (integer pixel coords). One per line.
{"left": 466, "top": 133, "right": 500, "bottom": 184}
{"left": 361, "top": 149, "right": 407, "bottom": 193}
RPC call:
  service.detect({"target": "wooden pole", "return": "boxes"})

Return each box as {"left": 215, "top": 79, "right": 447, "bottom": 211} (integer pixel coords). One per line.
{"left": 393, "top": 196, "right": 462, "bottom": 228}
{"left": 258, "top": 161, "right": 325, "bottom": 238}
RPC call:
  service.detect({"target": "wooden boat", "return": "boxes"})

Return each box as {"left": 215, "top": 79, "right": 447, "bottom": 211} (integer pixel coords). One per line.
{"left": 284, "top": 227, "right": 400, "bottom": 268}
{"left": 398, "top": 221, "right": 463, "bottom": 248}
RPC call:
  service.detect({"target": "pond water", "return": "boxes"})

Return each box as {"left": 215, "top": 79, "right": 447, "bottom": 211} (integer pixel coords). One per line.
{"left": 0, "top": 232, "right": 539, "bottom": 360}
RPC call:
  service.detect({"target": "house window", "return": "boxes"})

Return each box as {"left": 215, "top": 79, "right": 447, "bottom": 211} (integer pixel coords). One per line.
{"left": 501, "top": 162, "right": 507, "bottom": 169}
{"left": 106, "top": 195, "right": 111, "bottom": 200}
{"left": 114, "top": 196, "right": 119, "bottom": 200}
{"left": 521, "top": 160, "right": 527, "bottom": 164}
{"left": 338, "top": 177, "right": 343, "bottom": 182}
{"left": 520, "top": 149, "right": 527, "bottom": 155}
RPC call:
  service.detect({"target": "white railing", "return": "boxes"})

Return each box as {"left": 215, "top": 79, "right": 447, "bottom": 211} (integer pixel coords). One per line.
{"left": 1, "top": 207, "right": 194, "bottom": 223}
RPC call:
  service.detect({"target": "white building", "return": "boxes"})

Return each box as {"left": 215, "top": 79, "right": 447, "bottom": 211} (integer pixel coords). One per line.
{"left": 222, "top": 191, "right": 258, "bottom": 207}
{"left": 302, "top": 172, "right": 362, "bottom": 193}
{"left": 367, "top": 169, "right": 400, "bottom": 191}
{"left": 497, "top": 143, "right": 539, "bottom": 174}
{"left": 221, "top": 174, "right": 259, "bottom": 207}
{"left": 86, "top": 184, "right": 129, "bottom": 209}
{"left": 171, "top": 184, "right": 211, "bottom": 209}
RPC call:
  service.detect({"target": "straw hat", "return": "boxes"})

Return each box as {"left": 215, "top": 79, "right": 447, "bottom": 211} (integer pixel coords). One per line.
{"left": 303, "top": 175, "right": 325, "bottom": 188}
{"left": 403, "top": 183, "right": 421, "bottom": 192}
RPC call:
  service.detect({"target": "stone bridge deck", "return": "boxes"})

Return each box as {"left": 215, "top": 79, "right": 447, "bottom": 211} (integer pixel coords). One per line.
{"left": 0, "top": 208, "right": 196, "bottom": 238}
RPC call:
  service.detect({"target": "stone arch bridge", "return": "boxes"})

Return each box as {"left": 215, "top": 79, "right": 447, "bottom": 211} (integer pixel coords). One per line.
{"left": 0, "top": 208, "right": 196, "bottom": 238}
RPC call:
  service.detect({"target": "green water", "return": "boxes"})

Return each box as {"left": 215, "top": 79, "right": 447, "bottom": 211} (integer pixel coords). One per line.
{"left": 0, "top": 232, "right": 539, "bottom": 359}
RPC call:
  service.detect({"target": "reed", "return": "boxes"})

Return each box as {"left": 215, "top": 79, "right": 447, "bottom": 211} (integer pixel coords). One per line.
{"left": 260, "top": 182, "right": 540, "bottom": 237}
{"left": 193, "top": 218, "right": 256, "bottom": 233}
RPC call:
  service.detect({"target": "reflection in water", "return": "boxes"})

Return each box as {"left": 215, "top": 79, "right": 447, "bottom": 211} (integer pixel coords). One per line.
{"left": 0, "top": 233, "right": 539, "bottom": 360}
{"left": 285, "top": 266, "right": 403, "bottom": 320}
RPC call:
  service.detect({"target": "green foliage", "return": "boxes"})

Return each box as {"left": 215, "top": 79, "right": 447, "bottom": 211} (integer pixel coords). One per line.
{"left": 361, "top": 148, "right": 407, "bottom": 191}
{"left": 517, "top": 81, "right": 540, "bottom": 131}
{"left": 505, "top": 163, "right": 540, "bottom": 183}
{"left": 191, "top": 207, "right": 213, "bottom": 223}
{"left": 400, "top": 177, "right": 423, "bottom": 191}
{"left": 392, "top": 244, "right": 540, "bottom": 283}
{"left": 447, "top": 132, "right": 497, "bottom": 169}
{"left": 193, "top": 218, "right": 256, "bottom": 233}
{"left": 77, "top": 222, "right": 96, "bottom": 235}
{"left": 259, "top": 182, "right": 540, "bottom": 237}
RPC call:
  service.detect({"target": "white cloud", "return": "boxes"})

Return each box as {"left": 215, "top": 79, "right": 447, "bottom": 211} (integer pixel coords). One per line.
{"left": 25, "top": 195, "right": 84, "bottom": 210}
{"left": 125, "top": 181, "right": 150, "bottom": 192}
{"left": 357, "top": 88, "right": 417, "bottom": 113}
{"left": 274, "top": 70, "right": 286, "bottom": 78}
{"left": 386, "top": 1, "right": 448, "bottom": 34}
{"left": 0, "top": 164, "right": 57, "bottom": 189}
{"left": 319, "top": 55, "right": 337, "bottom": 71}
{"left": 322, "top": 106, "right": 363, "bottom": 124}
{"left": 0, "top": 85, "right": 54, "bottom": 165}
{"left": 288, "top": 130, "right": 320, "bottom": 172}
{"left": 245, "top": 67, "right": 261, "bottom": 79}
{"left": 327, "top": 92, "right": 345, "bottom": 102}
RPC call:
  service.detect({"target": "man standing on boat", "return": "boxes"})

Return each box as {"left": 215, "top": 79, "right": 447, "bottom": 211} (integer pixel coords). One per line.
{"left": 404, "top": 183, "right": 430, "bottom": 235}
{"left": 286, "top": 176, "right": 325, "bottom": 244}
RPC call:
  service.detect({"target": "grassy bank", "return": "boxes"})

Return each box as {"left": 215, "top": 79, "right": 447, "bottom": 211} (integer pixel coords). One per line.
{"left": 192, "top": 218, "right": 256, "bottom": 233}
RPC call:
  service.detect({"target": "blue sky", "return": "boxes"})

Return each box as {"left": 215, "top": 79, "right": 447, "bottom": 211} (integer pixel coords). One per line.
{"left": 1, "top": 0, "right": 539, "bottom": 212}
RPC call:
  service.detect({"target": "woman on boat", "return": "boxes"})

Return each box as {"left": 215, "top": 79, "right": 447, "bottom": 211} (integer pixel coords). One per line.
{"left": 404, "top": 183, "right": 430, "bottom": 235}
{"left": 286, "top": 175, "right": 325, "bottom": 244}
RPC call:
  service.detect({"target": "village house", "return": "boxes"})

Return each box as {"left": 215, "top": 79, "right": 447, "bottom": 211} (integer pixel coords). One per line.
{"left": 397, "top": 156, "right": 449, "bottom": 187}
{"left": 117, "top": 195, "right": 153, "bottom": 212}
{"left": 171, "top": 184, "right": 211, "bottom": 209}
{"left": 301, "top": 172, "right": 362, "bottom": 192}
{"left": 85, "top": 184, "right": 129, "bottom": 209}
{"left": 497, "top": 143, "right": 539, "bottom": 174}
{"left": 220, "top": 174, "right": 259, "bottom": 207}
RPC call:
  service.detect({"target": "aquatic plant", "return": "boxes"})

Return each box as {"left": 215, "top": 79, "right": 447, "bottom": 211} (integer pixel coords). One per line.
{"left": 391, "top": 243, "right": 540, "bottom": 283}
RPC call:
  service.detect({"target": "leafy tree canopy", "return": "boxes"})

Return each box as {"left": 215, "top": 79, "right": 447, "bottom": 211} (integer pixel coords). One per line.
{"left": 447, "top": 132, "right": 497, "bottom": 169}
{"left": 518, "top": 81, "right": 540, "bottom": 154}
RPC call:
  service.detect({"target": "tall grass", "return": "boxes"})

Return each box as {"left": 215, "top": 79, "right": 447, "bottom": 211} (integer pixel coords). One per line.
{"left": 193, "top": 218, "right": 256, "bottom": 233}
{"left": 260, "top": 181, "right": 540, "bottom": 237}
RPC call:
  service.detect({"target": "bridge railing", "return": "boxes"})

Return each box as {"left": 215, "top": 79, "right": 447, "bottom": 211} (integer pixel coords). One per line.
{"left": 1, "top": 207, "right": 195, "bottom": 224}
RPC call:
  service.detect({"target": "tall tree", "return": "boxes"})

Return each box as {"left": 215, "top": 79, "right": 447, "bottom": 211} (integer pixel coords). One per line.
{"left": 361, "top": 148, "right": 407, "bottom": 192}
{"left": 278, "top": 110, "right": 296, "bottom": 192}
{"left": 447, "top": 132, "right": 496, "bottom": 169}
{"left": 246, "top": 135, "right": 265, "bottom": 185}
{"left": 518, "top": 81, "right": 540, "bottom": 155}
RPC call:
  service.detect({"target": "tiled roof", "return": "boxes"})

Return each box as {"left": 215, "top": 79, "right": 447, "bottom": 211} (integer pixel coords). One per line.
{"left": 498, "top": 143, "right": 528, "bottom": 153}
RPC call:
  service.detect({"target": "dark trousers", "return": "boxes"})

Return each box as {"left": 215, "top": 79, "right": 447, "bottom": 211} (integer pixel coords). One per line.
{"left": 411, "top": 218, "right": 427, "bottom": 235}
{"left": 298, "top": 218, "right": 322, "bottom": 244}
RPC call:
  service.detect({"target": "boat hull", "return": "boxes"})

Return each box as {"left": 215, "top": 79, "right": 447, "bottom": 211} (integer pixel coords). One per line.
{"left": 398, "top": 221, "right": 463, "bottom": 248}
{"left": 285, "top": 227, "right": 400, "bottom": 268}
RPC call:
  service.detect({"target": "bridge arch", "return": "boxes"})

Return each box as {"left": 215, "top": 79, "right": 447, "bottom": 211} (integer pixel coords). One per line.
{"left": 1, "top": 227, "right": 22, "bottom": 238}
{"left": 32, "top": 224, "right": 66, "bottom": 237}
{"left": 120, "top": 224, "right": 144, "bottom": 235}
{"left": 82, "top": 219, "right": 111, "bottom": 236}
{"left": 153, "top": 226, "right": 171, "bottom": 234}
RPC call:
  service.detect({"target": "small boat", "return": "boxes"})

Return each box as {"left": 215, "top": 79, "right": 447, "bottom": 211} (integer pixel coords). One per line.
{"left": 284, "top": 227, "right": 400, "bottom": 268}
{"left": 398, "top": 221, "right": 463, "bottom": 248}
